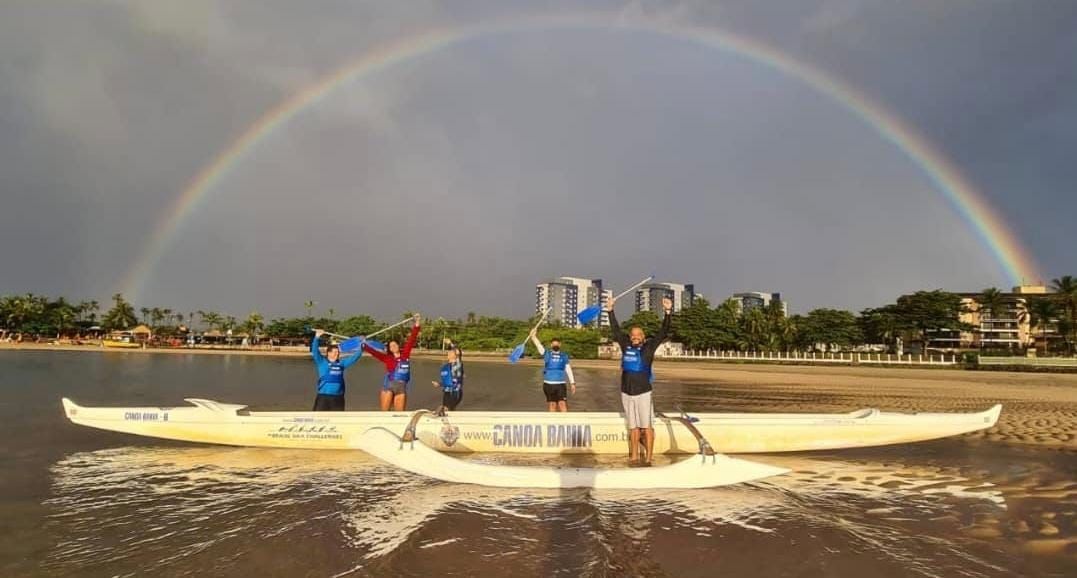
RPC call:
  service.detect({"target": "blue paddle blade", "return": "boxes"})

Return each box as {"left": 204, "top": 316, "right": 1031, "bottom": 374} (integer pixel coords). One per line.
{"left": 508, "top": 344, "right": 525, "bottom": 363}
{"left": 577, "top": 305, "right": 601, "bottom": 325}
{"left": 338, "top": 336, "right": 363, "bottom": 353}
{"left": 364, "top": 339, "right": 386, "bottom": 352}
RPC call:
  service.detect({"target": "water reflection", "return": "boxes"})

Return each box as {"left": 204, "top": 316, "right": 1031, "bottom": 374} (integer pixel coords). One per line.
{"left": 42, "top": 444, "right": 1051, "bottom": 577}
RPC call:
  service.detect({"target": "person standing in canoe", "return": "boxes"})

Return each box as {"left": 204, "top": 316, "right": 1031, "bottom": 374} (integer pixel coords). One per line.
{"left": 606, "top": 295, "right": 672, "bottom": 465}
{"left": 431, "top": 342, "right": 464, "bottom": 412}
{"left": 310, "top": 329, "right": 365, "bottom": 411}
{"left": 528, "top": 333, "right": 576, "bottom": 412}
{"left": 364, "top": 314, "right": 421, "bottom": 411}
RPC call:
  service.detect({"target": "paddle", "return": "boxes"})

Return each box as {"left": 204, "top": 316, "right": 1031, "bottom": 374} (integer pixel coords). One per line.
{"left": 509, "top": 307, "right": 552, "bottom": 363}
{"left": 307, "top": 327, "right": 350, "bottom": 341}
{"left": 577, "top": 275, "right": 654, "bottom": 325}
{"left": 338, "top": 316, "right": 415, "bottom": 353}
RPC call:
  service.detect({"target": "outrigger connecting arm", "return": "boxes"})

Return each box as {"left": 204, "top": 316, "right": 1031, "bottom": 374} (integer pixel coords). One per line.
{"left": 657, "top": 412, "right": 718, "bottom": 460}
{"left": 401, "top": 409, "right": 435, "bottom": 446}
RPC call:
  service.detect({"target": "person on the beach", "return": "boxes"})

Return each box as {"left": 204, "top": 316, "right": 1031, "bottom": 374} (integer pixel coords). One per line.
{"left": 364, "top": 314, "right": 421, "bottom": 411}
{"left": 528, "top": 333, "right": 576, "bottom": 412}
{"left": 432, "top": 343, "right": 464, "bottom": 412}
{"left": 607, "top": 295, "right": 672, "bottom": 465}
{"left": 310, "top": 329, "right": 364, "bottom": 411}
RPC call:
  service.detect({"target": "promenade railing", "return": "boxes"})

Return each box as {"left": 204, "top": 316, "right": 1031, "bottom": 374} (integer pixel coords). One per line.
{"left": 660, "top": 350, "right": 959, "bottom": 366}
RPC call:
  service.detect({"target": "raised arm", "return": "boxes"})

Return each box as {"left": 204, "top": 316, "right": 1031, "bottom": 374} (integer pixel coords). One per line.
{"left": 529, "top": 332, "right": 546, "bottom": 355}
{"left": 608, "top": 309, "right": 628, "bottom": 348}
{"left": 401, "top": 316, "right": 421, "bottom": 358}
{"left": 654, "top": 311, "right": 672, "bottom": 343}
{"left": 310, "top": 333, "right": 325, "bottom": 363}
{"left": 362, "top": 341, "right": 391, "bottom": 363}
{"left": 340, "top": 347, "right": 364, "bottom": 368}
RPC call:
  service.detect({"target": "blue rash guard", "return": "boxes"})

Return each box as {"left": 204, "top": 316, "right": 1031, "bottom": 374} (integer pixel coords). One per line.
{"left": 438, "top": 359, "right": 464, "bottom": 392}
{"left": 543, "top": 350, "right": 570, "bottom": 384}
{"left": 311, "top": 337, "right": 363, "bottom": 396}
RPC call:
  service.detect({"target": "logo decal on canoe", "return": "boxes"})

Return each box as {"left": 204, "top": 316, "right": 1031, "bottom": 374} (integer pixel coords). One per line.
{"left": 486, "top": 424, "right": 593, "bottom": 448}
{"left": 439, "top": 423, "right": 460, "bottom": 447}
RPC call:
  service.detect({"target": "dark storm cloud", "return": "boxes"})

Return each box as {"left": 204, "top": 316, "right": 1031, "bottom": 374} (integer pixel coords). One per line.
{"left": 0, "top": 0, "right": 1073, "bottom": 319}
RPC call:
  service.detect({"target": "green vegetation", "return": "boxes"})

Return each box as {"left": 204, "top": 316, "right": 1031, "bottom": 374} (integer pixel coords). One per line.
{"left": 3, "top": 274, "right": 1076, "bottom": 357}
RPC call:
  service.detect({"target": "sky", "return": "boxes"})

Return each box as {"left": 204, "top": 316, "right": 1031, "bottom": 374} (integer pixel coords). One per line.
{"left": 1, "top": 0, "right": 1074, "bottom": 319}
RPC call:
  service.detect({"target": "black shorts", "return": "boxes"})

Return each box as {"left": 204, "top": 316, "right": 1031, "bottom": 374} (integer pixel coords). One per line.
{"left": 312, "top": 394, "right": 345, "bottom": 411}
{"left": 442, "top": 389, "right": 463, "bottom": 411}
{"left": 543, "top": 382, "right": 567, "bottom": 403}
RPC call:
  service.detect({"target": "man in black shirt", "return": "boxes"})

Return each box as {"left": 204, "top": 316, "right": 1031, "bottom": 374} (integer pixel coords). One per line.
{"left": 607, "top": 295, "right": 673, "bottom": 464}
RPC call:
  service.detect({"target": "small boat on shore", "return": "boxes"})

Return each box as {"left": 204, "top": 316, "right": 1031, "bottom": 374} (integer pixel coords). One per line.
{"left": 61, "top": 398, "right": 1002, "bottom": 455}
{"left": 101, "top": 339, "right": 142, "bottom": 349}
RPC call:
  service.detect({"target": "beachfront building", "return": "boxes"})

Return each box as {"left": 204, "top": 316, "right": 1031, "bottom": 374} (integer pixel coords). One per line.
{"left": 536, "top": 277, "right": 610, "bottom": 328}
{"left": 925, "top": 285, "right": 1060, "bottom": 352}
{"left": 635, "top": 282, "right": 695, "bottom": 314}
{"left": 731, "top": 292, "right": 787, "bottom": 316}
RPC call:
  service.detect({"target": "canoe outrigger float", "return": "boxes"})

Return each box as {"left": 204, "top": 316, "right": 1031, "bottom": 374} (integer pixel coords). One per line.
{"left": 354, "top": 426, "right": 790, "bottom": 488}
{"left": 60, "top": 398, "right": 1001, "bottom": 489}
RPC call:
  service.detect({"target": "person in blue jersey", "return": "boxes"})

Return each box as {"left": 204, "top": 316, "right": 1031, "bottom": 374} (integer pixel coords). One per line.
{"left": 310, "top": 329, "right": 365, "bottom": 411}
{"left": 528, "top": 333, "right": 576, "bottom": 412}
{"left": 606, "top": 295, "right": 673, "bottom": 465}
{"left": 431, "top": 343, "right": 464, "bottom": 412}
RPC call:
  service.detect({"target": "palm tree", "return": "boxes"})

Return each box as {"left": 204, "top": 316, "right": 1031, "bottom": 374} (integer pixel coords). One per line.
{"left": 51, "top": 298, "right": 76, "bottom": 338}
{"left": 244, "top": 311, "right": 265, "bottom": 337}
{"left": 161, "top": 308, "right": 174, "bottom": 326}
{"left": 977, "top": 287, "right": 1007, "bottom": 351}
{"left": 150, "top": 307, "right": 164, "bottom": 328}
{"left": 304, "top": 300, "right": 317, "bottom": 319}
{"left": 199, "top": 311, "right": 223, "bottom": 331}
{"left": 978, "top": 287, "right": 1005, "bottom": 319}
{"left": 103, "top": 293, "right": 138, "bottom": 330}
{"left": 1050, "top": 276, "right": 1077, "bottom": 354}
{"left": 139, "top": 307, "right": 150, "bottom": 325}
{"left": 87, "top": 300, "right": 100, "bottom": 324}
{"left": 740, "top": 308, "right": 767, "bottom": 351}
{"left": 1023, "top": 297, "right": 1058, "bottom": 354}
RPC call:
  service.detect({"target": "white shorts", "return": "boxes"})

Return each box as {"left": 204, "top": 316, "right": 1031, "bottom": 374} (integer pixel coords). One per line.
{"left": 621, "top": 391, "right": 654, "bottom": 430}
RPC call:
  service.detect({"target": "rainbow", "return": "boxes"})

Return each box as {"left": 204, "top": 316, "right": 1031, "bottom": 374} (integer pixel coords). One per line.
{"left": 119, "top": 13, "right": 1041, "bottom": 300}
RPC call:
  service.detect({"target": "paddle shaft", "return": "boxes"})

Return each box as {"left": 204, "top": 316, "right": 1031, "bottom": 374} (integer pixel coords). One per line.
{"left": 528, "top": 306, "right": 552, "bottom": 336}
{"left": 611, "top": 276, "right": 655, "bottom": 303}
{"left": 367, "top": 316, "right": 416, "bottom": 339}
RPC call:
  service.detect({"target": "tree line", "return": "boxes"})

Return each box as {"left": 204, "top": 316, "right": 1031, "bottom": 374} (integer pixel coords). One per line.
{"left": 3, "top": 275, "right": 1075, "bottom": 357}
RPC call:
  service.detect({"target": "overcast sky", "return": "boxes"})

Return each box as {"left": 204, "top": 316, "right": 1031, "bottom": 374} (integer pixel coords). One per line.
{"left": 1, "top": 0, "right": 1074, "bottom": 319}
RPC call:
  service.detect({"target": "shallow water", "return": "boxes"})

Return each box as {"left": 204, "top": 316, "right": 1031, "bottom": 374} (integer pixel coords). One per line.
{"left": 1, "top": 351, "right": 1074, "bottom": 577}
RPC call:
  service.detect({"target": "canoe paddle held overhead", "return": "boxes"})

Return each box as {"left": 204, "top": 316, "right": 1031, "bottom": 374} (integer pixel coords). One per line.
{"left": 509, "top": 306, "right": 551, "bottom": 363}
{"left": 577, "top": 275, "right": 653, "bottom": 326}
{"left": 338, "top": 316, "right": 416, "bottom": 353}
{"left": 364, "top": 313, "right": 422, "bottom": 412}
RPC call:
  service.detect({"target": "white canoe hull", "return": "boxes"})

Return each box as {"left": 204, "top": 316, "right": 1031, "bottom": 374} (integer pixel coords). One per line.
{"left": 61, "top": 398, "right": 1002, "bottom": 455}
{"left": 353, "top": 427, "right": 790, "bottom": 488}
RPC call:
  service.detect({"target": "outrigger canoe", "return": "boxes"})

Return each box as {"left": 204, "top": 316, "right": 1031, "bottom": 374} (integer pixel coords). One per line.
{"left": 61, "top": 398, "right": 1002, "bottom": 455}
